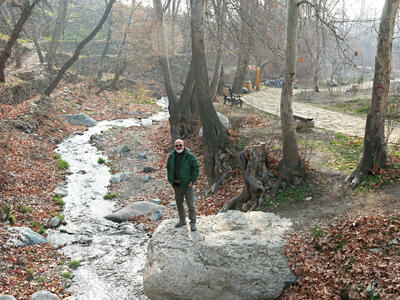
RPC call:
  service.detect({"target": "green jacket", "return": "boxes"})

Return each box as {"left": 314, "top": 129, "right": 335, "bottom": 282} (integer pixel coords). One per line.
{"left": 166, "top": 148, "right": 199, "bottom": 187}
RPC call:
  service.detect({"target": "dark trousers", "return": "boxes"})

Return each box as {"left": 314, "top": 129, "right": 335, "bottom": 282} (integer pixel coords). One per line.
{"left": 173, "top": 185, "right": 196, "bottom": 224}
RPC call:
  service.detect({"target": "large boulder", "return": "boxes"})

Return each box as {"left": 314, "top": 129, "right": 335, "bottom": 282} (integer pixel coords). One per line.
{"left": 6, "top": 226, "right": 47, "bottom": 246}
{"left": 105, "top": 201, "right": 165, "bottom": 223}
{"left": 143, "top": 210, "right": 296, "bottom": 300}
{"left": 199, "top": 112, "right": 230, "bottom": 137}
{"left": 62, "top": 114, "right": 97, "bottom": 127}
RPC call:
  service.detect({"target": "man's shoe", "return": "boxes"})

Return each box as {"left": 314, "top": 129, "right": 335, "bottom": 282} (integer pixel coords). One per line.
{"left": 190, "top": 223, "right": 196, "bottom": 232}
{"left": 175, "top": 220, "right": 186, "bottom": 228}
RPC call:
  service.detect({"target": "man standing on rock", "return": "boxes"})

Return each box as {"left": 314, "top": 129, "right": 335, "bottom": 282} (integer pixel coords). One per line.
{"left": 166, "top": 139, "right": 199, "bottom": 231}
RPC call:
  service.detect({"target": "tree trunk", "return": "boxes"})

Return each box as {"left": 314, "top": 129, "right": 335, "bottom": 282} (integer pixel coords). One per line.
{"left": 170, "top": 0, "right": 181, "bottom": 57}
{"left": 31, "top": 31, "right": 45, "bottom": 63}
{"left": 44, "top": 0, "right": 116, "bottom": 96}
{"left": 110, "top": 0, "right": 134, "bottom": 89}
{"left": 346, "top": 0, "right": 400, "bottom": 188}
{"left": 191, "top": 0, "right": 233, "bottom": 185}
{"left": 210, "top": 0, "right": 225, "bottom": 102}
{"left": 278, "top": 0, "right": 305, "bottom": 185}
{"left": 217, "top": 64, "right": 224, "bottom": 96}
{"left": 97, "top": 0, "right": 113, "bottom": 80}
{"left": 46, "top": 0, "right": 69, "bottom": 71}
{"left": 0, "top": 0, "right": 40, "bottom": 82}
{"left": 231, "top": 0, "right": 251, "bottom": 94}
{"left": 153, "top": 0, "right": 195, "bottom": 143}
{"left": 14, "top": 43, "right": 22, "bottom": 68}
{"left": 220, "top": 144, "right": 272, "bottom": 212}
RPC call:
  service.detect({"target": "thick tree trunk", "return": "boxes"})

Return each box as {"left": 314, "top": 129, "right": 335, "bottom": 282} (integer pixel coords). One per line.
{"left": 0, "top": 0, "right": 40, "bottom": 82}
{"left": 346, "top": 0, "right": 399, "bottom": 188}
{"left": 210, "top": 0, "right": 225, "bottom": 102}
{"left": 46, "top": 0, "right": 69, "bottom": 70}
{"left": 231, "top": 0, "right": 251, "bottom": 94}
{"left": 220, "top": 144, "right": 272, "bottom": 212}
{"left": 191, "top": 0, "right": 233, "bottom": 185}
{"left": 14, "top": 43, "right": 22, "bottom": 68}
{"left": 278, "top": 0, "right": 305, "bottom": 185}
{"left": 44, "top": 0, "right": 116, "bottom": 96}
{"left": 154, "top": 0, "right": 195, "bottom": 143}
{"left": 97, "top": 0, "right": 113, "bottom": 80}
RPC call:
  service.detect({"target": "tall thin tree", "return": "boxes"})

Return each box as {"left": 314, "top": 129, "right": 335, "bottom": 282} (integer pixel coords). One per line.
{"left": 346, "top": 0, "right": 400, "bottom": 188}
{"left": 44, "top": 0, "right": 116, "bottom": 96}
{"left": 278, "top": 0, "right": 305, "bottom": 185}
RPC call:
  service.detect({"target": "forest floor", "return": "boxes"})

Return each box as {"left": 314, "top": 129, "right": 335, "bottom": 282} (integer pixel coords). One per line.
{"left": 0, "top": 79, "right": 400, "bottom": 299}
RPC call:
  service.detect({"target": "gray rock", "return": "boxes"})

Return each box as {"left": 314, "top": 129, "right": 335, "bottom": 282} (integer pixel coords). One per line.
{"left": 370, "top": 248, "right": 383, "bottom": 253}
{"left": 143, "top": 166, "right": 155, "bottom": 173}
{"left": 137, "top": 153, "right": 147, "bottom": 159}
{"left": 199, "top": 112, "right": 230, "bottom": 137}
{"left": 76, "top": 104, "right": 82, "bottom": 110}
{"left": 54, "top": 184, "right": 68, "bottom": 197}
{"left": 0, "top": 295, "right": 17, "bottom": 300}
{"left": 144, "top": 210, "right": 296, "bottom": 300}
{"left": 62, "top": 114, "right": 97, "bottom": 127}
{"left": 116, "top": 145, "right": 131, "bottom": 154}
{"left": 7, "top": 226, "right": 47, "bottom": 246}
{"left": 167, "top": 203, "right": 176, "bottom": 208}
{"left": 143, "top": 176, "right": 152, "bottom": 183}
{"left": 105, "top": 201, "right": 165, "bottom": 223}
{"left": 50, "top": 216, "right": 61, "bottom": 228}
{"left": 305, "top": 197, "right": 312, "bottom": 201}
{"left": 150, "top": 210, "right": 163, "bottom": 221}
{"left": 29, "top": 291, "right": 59, "bottom": 300}
{"left": 150, "top": 198, "right": 162, "bottom": 205}
{"left": 109, "top": 172, "right": 133, "bottom": 183}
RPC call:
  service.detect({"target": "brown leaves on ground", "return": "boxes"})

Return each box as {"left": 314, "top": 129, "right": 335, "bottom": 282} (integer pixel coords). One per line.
{"left": 0, "top": 224, "right": 71, "bottom": 299}
{"left": 281, "top": 215, "right": 400, "bottom": 299}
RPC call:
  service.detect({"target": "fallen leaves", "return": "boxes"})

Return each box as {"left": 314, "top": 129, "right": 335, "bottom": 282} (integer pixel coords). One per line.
{"left": 281, "top": 215, "right": 400, "bottom": 299}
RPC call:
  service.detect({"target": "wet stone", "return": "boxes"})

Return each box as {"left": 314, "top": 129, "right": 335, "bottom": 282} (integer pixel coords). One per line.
{"left": 150, "top": 210, "right": 163, "bottom": 221}
{"left": 50, "top": 216, "right": 61, "bottom": 228}
{"left": 143, "top": 176, "right": 152, "bottom": 183}
{"left": 137, "top": 153, "right": 147, "bottom": 159}
{"left": 30, "top": 291, "right": 59, "bottom": 300}
{"left": 143, "top": 166, "right": 155, "bottom": 173}
{"left": 150, "top": 198, "right": 162, "bottom": 205}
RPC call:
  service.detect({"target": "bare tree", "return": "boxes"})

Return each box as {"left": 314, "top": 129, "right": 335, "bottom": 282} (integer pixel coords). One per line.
{"left": 0, "top": 0, "right": 41, "bottom": 82}
{"left": 278, "top": 0, "right": 305, "bottom": 185}
{"left": 231, "top": 0, "right": 251, "bottom": 94}
{"left": 46, "top": 0, "right": 69, "bottom": 71}
{"left": 97, "top": 0, "right": 113, "bottom": 80}
{"left": 209, "top": 0, "right": 226, "bottom": 102}
{"left": 191, "top": 0, "right": 234, "bottom": 184}
{"left": 346, "top": 0, "right": 400, "bottom": 188}
{"left": 44, "top": 0, "right": 116, "bottom": 96}
{"left": 153, "top": 0, "right": 196, "bottom": 141}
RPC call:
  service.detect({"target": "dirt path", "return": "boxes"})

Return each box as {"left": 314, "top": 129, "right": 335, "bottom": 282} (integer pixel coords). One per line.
{"left": 242, "top": 88, "right": 400, "bottom": 144}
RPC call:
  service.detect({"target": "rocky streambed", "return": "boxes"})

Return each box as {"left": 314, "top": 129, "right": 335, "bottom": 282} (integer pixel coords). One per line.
{"left": 46, "top": 99, "right": 168, "bottom": 299}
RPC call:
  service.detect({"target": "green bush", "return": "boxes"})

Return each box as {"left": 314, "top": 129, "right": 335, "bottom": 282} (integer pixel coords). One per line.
{"left": 54, "top": 154, "right": 61, "bottom": 159}
{"left": 68, "top": 260, "right": 81, "bottom": 270}
{"left": 104, "top": 193, "right": 117, "bottom": 200}
{"left": 98, "top": 157, "right": 106, "bottom": 164}
{"left": 57, "top": 159, "right": 70, "bottom": 170}
{"left": 19, "top": 205, "right": 31, "bottom": 213}
{"left": 52, "top": 195, "right": 65, "bottom": 206}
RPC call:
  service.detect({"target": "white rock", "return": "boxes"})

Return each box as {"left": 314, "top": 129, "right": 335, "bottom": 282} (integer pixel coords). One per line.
{"left": 0, "top": 295, "right": 17, "bottom": 300}
{"left": 143, "top": 210, "right": 296, "bottom": 300}
{"left": 305, "top": 196, "right": 312, "bottom": 201}
{"left": 29, "top": 291, "right": 59, "bottom": 300}
{"left": 199, "top": 112, "right": 230, "bottom": 137}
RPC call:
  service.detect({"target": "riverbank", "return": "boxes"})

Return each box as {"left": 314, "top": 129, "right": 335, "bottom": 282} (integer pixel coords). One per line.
{"left": 0, "top": 83, "right": 161, "bottom": 299}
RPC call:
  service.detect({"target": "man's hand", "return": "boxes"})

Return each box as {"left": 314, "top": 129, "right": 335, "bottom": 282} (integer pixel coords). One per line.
{"left": 188, "top": 182, "right": 193, "bottom": 187}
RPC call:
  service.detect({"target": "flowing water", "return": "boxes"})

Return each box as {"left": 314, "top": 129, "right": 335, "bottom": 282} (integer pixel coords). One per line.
{"left": 46, "top": 99, "right": 169, "bottom": 300}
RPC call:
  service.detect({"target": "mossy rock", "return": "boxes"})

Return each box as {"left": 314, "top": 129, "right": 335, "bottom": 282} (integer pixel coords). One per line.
{"left": 0, "top": 199, "right": 11, "bottom": 222}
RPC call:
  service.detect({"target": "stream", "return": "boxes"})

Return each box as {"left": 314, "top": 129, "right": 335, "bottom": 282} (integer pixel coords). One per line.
{"left": 46, "top": 98, "right": 169, "bottom": 300}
